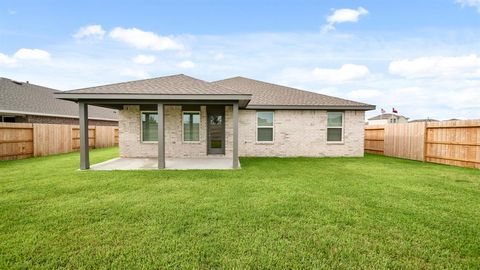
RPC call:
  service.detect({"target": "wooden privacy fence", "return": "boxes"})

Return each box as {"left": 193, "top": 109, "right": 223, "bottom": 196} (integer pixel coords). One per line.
{"left": 365, "top": 120, "right": 480, "bottom": 169}
{"left": 0, "top": 123, "right": 119, "bottom": 161}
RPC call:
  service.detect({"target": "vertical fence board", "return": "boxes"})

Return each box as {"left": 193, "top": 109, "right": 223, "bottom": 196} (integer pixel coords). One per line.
{"left": 384, "top": 122, "right": 425, "bottom": 161}
{"left": 95, "top": 126, "right": 116, "bottom": 148}
{"left": 364, "top": 125, "right": 385, "bottom": 154}
{"left": 425, "top": 120, "right": 480, "bottom": 169}
{"left": 33, "top": 124, "right": 73, "bottom": 157}
{"left": 0, "top": 123, "right": 34, "bottom": 160}
{"left": 366, "top": 120, "right": 480, "bottom": 169}
{"left": 71, "top": 127, "right": 96, "bottom": 150}
{"left": 0, "top": 123, "right": 117, "bottom": 161}
{"left": 114, "top": 128, "right": 119, "bottom": 146}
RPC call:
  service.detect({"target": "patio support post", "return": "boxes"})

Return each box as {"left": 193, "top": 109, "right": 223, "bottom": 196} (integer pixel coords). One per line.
{"left": 79, "top": 101, "right": 90, "bottom": 170}
{"left": 232, "top": 102, "right": 239, "bottom": 168}
{"left": 157, "top": 103, "right": 165, "bottom": 169}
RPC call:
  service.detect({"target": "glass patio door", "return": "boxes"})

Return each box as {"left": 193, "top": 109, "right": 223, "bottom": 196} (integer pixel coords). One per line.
{"left": 207, "top": 106, "right": 225, "bottom": 155}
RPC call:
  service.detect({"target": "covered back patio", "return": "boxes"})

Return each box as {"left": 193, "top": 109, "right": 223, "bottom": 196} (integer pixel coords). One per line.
{"left": 55, "top": 75, "right": 251, "bottom": 170}
{"left": 74, "top": 100, "right": 246, "bottom": 170}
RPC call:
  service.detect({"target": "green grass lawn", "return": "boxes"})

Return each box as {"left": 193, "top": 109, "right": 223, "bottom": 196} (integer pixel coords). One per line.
{"left": 1, "top": 148, "right": 479, "bottom": 269}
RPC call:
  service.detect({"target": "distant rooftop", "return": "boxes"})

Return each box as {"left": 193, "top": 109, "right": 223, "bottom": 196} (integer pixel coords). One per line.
{"left": 409, "top": 118, "right": 439, "bottom": 123}
{"left": 368, "top": 113, "right": 409, "bottom": 121}
{"left": 0, "top": 78, "right": 118, "bottom": 121}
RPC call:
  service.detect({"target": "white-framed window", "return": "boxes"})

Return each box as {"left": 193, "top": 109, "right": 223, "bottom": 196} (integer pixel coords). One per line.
{"left": 183, "top": 111, "right": 200, "bottom": 142}
{"left": 141, "top": 111, "right": 158, "bottom": 142}
{"left": 256, "top": 111, "right": 274, "bottom": 142}
{"left": 327, "top": 111, "right": 344, "bottom": 142}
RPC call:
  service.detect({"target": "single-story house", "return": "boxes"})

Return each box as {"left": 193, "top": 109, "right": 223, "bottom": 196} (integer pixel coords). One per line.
{"left": 0, "top": 77, "right": 118, "bottom": 126}
{"left": 55, "top": 74, "right": 375, "bottom": 170}
{"left": 367, "top": 113, "right": 408, "bottom": 125}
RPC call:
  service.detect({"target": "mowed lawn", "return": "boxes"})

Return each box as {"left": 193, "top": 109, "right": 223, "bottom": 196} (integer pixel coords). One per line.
{"left": 1, "top": 148, "right": 479, "bottom": 269}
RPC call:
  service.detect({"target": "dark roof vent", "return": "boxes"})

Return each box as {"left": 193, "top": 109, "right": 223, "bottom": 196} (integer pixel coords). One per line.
{"left": 11, "top": 80, "right": 23, "bottom": 85}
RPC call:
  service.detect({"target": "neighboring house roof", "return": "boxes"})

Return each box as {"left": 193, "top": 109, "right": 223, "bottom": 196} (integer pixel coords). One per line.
{"left": 64, "top": 74, "right": 242, "bottom": 95}
{"left": 55, "top": 74, "right": 374, "bottom": 110}
{"left": 409, "top": 118, "right": 439, "bottom": 123}
{"left": 0, "top": 77, "right": 118, "bottom": 121}
{"left": 213, "top": 76, "right": 374, "bottom": 110}
{"left": 368, "top": 113, "right": 409, "bottom": 120}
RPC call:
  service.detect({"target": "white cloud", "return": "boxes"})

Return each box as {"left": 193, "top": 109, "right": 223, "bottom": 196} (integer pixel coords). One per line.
{"left": 109, "top": 27, "right": 183, "bottom": 50}
{"left": 13, "top": 48, "right": 51, "bottom": 60}
{"left": 2, "top": 30, "right": 480, "bottom": 120}
{"left": 312, "top": 64, "right": 370, "bottom": 83}
{"left": 73, "top": 25, "right": 106, "bottom": 39}
{"left": 389, "top": 54, "right": 480, "bottom": 78}
{"left": 177, "top": 60, "right": 195, "bottom": 69}
{"left": 132, "top": 54, "right": 156, "bottom": 64}
{"left": 456, "top": 0, "right": 480, "bottom": 12}
{"left": 322, "top": 7, "right": 368, "bottom": 32}
{"left": 0, "top": 48, "right": 51, "bottom": 67}
{"left": 0, "top": 53, "right": 17, "bottom": 66}
{"left": 436, "top": 87, "right": 480, "bottom": 109}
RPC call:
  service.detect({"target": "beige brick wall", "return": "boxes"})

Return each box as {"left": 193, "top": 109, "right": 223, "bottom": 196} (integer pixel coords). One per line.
{"left": 119, "top": 106, "right": 364, "bottom": 158}
{"left": 119, "top": 105, "right": 233, "bottom": 158}
{"left": 238, "top": 110, "right": 364, "bottom": 157}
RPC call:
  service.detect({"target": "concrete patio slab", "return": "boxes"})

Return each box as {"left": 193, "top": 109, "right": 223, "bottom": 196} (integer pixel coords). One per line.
{"left": 90, "top": 157, "right": 239, "bottom": 170}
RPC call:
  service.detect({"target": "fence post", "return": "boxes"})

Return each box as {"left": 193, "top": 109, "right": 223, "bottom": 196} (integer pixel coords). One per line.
{"left": 93, "top": 126, "right": 96, "bottom": 149}
{"left": 31, "top": 123, "right": 36, "bottom": 157}
{"left": 423, "top": 122, "right": 428, "bottom": 162}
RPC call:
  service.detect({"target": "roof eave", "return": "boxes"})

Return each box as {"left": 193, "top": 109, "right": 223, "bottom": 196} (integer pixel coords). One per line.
{"left": 245, "top": 104, "right": 376, "bottom": 111}
{"left": 54, "top": 93, "right": 252, "bottom": 108}
{"left": 55, "top": 93, "right": 251, "bottom": 100}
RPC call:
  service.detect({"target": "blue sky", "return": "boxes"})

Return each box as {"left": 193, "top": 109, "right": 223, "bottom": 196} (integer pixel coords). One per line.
{"left": 1, "top": 0, "right": 480, "bottom": 120}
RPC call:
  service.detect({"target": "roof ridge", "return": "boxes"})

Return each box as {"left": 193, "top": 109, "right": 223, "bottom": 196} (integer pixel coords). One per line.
{"left": 180, "top": 74, "right": 244, "bottom": 94}
{"left": 63, "top": 74, "right": 187, "bottom": 92}
{"left": 0, "top": 77, "right": 60, "bottom": 92}
{"left": 215, "top": 76, "right": 372, "bottom": 107}
{"left": 63, "top": 74, "right": 245, "bottom": 94}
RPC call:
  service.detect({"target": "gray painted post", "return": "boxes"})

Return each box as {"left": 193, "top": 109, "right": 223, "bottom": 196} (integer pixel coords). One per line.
{"left": 157, "top": 103, "right": 165, "bottom": 169}
{"left": 79, "top": 102, "right": 90, "bottom": 170}
{"left": 232, "top": 102, "right": 239, "bottom": 168}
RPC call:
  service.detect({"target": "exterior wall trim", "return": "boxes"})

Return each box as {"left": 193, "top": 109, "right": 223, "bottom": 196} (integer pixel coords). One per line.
{"left": 0, "top": 109, "right": 117, "bottom": 122}
{"left": 182, "top": 110, "right": 202, "bottom": 143}
{"left": 255, "top": 110, "right": 275, "bottom": 144}
{"left": 326, "top": 111, "right": 345, "bottom": 144}
{"left": 55, "top": 93, "right": 252, "bottom": 101}
{"left": 139, "top": 110, "right": 158, "bottom": 143}
{"left": 245, "top": 105, "right": 375, "bottom": 111}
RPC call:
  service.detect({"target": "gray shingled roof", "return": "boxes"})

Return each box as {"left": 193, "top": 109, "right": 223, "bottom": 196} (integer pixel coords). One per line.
{"left": 213, "top": 76, "right": 374, "bottom": 109}
{"left": 0, "top": 78, "right": 118, "bottom": 120}
{"left": 57, "top": 74, "right": 373, "bottom": 110}
{"left": 64, "top": 74, "right": 242, "bottom": 95}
